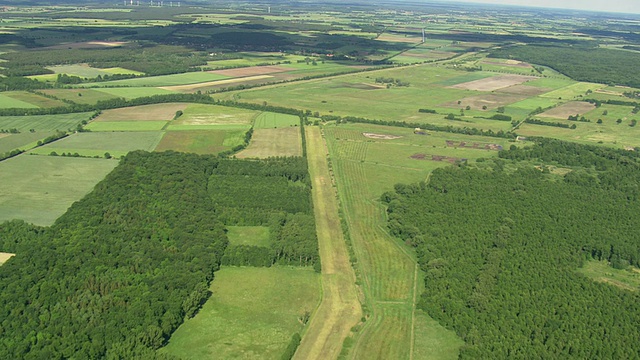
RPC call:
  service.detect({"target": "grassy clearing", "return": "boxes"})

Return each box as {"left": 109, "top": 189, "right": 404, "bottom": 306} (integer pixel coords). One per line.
{"left": 577, "top": 260, "right": 640, "bottom": 292}
{"left": 95, "top": 103, "right": 188, "bottom": 122}
{"left": 40, "top": 89, "right": 118, "bottom": 105}
{"left": 0, "top": 112, "right": 91, "bottom": 132}
{"left": 226, "top": 226, "right": 271, "bottom": 247}
{"left": 413, "top": 310, "right": 465, "bottom": 360}
{"left": 92, "top": 87, "right": 176, "bottom": 100}
{"left": 294, "top": 127, "right": 361, "bottom": 360}
{"left": 0, "top": 93, "right": 38, "bottom": 109}
{"left": 3, "top": 91, "right": 66, "bottom": 108}
{"left": 28, "top": 131, "right": 164, "bottom": 158}
{"left": 253, "top": 112, "right": 300, "bottom": 129}
{"left": 85, "top": 121, "right": 168, "bottom": 132}
{"left": 0, "top": 155, "right": 117, "bottom": 226}
{"left": 161, "top": 266, "right": 320, "bottom": 360}
{"left": 154, "top": 130, "right": 235, "bottom": 155}
{"left": 82, "top": 72, "right": 230, "bottom": 88}
{"left": 237, "top": 128, "right": 302, "bottom": 158}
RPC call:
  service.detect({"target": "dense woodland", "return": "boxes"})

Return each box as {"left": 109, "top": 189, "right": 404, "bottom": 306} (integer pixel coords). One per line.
{"left": 489, "top": 45, "right": 640, "bottom": 87}
{"left": 0, "top": 152, "right": 318, "bottom": 358}
{"left": 383, "top": 140, "right": 640, "bottom": 358}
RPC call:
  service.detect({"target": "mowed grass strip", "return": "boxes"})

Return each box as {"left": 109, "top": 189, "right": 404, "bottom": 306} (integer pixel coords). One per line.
{"left": 0, "top": 112, "right": 92, "bottom": 132}
{"left": 0, "top": 155, "right": 117, "bottom": 226}
{"left": 95, "top": 103, "right": 189, "bottom": 122}
{"left": 237, "top": 128, "right": 302, "bottom": 158}
{"left": 154, "top": 130, "right": 233, "bottom": 155}
{"left": 92, "top": 87, "right": 176, "bottom": 100}
{"left": 161, "top": 266, "right": 320, "bottom": 360}
{"left": 226, "top": 226, "right": 271, "bottom": 247}
{"left": 82, "top": 72, "right": 230, "bottom": 88}
{"left": 85, "top": 121, "right": 168, "bottom": 132}
{"left": 293, "top": 126, "right": 361, "bottom": 360}
{"left": 29, "top": 131, "right": 164, "bottom": 158}
{"left": 253, "top": 112, "right": 300, "bottom": 129}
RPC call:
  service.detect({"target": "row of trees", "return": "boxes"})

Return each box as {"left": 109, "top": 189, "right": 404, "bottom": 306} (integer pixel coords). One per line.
{"left": 383, "top": 140, "right": 640, "bottom": 357}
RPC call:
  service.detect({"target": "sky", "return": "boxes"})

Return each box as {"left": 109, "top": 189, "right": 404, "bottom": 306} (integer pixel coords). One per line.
{"left": 455, "top": 0, "right": 640, "bottom": 14}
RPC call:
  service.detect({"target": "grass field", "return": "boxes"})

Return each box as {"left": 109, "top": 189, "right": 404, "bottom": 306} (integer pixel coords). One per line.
{"left": 92, "top": 87, "right": 176, "bottom": 100}
{"left": 253, "top": 112, "right": 300, "bottom": 129}
{"left": 294, "top": 126, "right": 362, "bottom": 360}
{"left": 237, "top": 128, "right": 302, "bottom": 158}
{"left": 95, "top": 103, "right": 188, "bottom": 122}
{"left": 0, "top": 93, "right": 38, "bottom": 109}
{"left": 539, "top": 82, "right": 605, "bottom": 100}
{"left": 0, "top": 131, "right": 54, "bottom": 153}
{"left": 43, "top": 64, "right": 142, "bottom": 78}
{"left": 3, "top": 91, "right": 66, "bottom": 108}
{"left": 162, "top": 266, "right": 321, "bottom": 360}
{"left": 154, "top": 130, "right": 242, "bottom": 154}
{"left": 226, "top": 226, "right": 271, "bottom": 247}
{"left": 85, "top": 121, "right": 168, "bottom": 132}
{"left": 0, "top": 155, "right": 117, "bottom": 226}
{"left": 82, "top": 72, "right": 230, "bottom": 88}
{"left": 40, "top": 89, "right": 118, "bottom": 105}
{"left": 0, "top": 112, "right": 92, "bottom": 132}
{"left": 28, "top": 131, "right": 164, "bottom": 158}
{"left": 578, "top": 260, "right": 640, "bottom": 292}
{"left": 172, "top": 104, "right": 259, "bottom": 128}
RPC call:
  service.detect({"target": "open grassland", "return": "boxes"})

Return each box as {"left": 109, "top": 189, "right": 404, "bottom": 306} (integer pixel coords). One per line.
{"left": 539, "top": 82, "right": 605, "bottom": 100}
{"left": 3, "top": 91, "right": 66, "bottom": 108}
{"left": 226, "top": 226, "right": 271, "bottom": 247}
{"left": 517, "top": 119, "right": 640, "bottom": 148}
{"left": 578, "top": 260, "right": 640, "bottom": 292}
{"left": 0, "top": 93, "right": 38, "bottom": 109}
{"left": 162, "top": 266, "right": 320, "bottom": 360}
{"left": 160, "top": 75, "right": 273, "bottom": 92}
{"left": 0, "top": 131, "right": 54, "bottom": 153}
{"left": 0, "top": 252, "right": 15, "bottom": 265}
{"left": 325, "top": 123, "right": 497, "bottom": 359}
{"left": 294, "top": 127, "right": 361, "bottom": 360}
{"left": 40, "top": 89, "right": 118, "bottom": 105}
{"left": 173, "top": 104, "right": 259, "bottom": 128}
{"left": 92, "top": 87, "right": 176, "bottom": 100}
{"left": 237, "top": 128, "right": 302, "bottom": 158}
{"left": 28, "top": 131, "right": 164, "bottom": 158}
{"left": 154, "top": 130, "right": 241, "bottom": 154}
{"left": 0, "top": 112, "right": 91, "bottom": 132}
{"left": 95, "top": 103, "right": 188, "bottom": 121}
{"left": 82, "top": 72, "right": 230, "bottom": 88}
{"left": 41, "top": 64, "right": 143, "bottom": 78}
{"left": 0, "top": 155, "right": 117, "bottom": 226}
{"left": 539, "top": 101, "right": 596, "bottom": 119}
{"left": 253, "top": 112, "right": 300, "bottom": 129}
{"left": 85, "top": 121, "right": 167, "bottom": 132}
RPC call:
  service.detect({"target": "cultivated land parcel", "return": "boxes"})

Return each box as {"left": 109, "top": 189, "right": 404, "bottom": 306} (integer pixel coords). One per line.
{"left": 0, "top": 2, "right": 640, "bottom": 360}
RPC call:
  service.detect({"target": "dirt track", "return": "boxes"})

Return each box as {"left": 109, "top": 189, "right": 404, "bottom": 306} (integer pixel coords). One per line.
{"left": 293, "top": 127, "right": 362, "bottom": 360}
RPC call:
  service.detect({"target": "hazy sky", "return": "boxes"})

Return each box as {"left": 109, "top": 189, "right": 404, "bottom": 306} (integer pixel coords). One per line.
{"left": 457, "top": 0, "right": 640, "bottom": 14}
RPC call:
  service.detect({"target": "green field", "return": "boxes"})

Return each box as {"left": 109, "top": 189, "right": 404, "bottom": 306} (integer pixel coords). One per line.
{"left": 3, "top": 91, "right": 66, "bottom": 108}
{"left": 0, "top": 93, "right": 38, "bottom": 109}
{"left": 0, "top": 131, "right": 54, "bottom": 153}
{"left": 43, "top": 64, "right": 142, "bottom": 78}
{"left": 0, "top": 112, "right": 92, "bottom": 132}
{"left": 539, "top": 82, "right": 605, "bottom": 100}
{"left": 85, "top": 121, "right": 168, "bottom": 132}
{"left": 226, "top": 226, "right": 271, "bottom": 247}
{"left": 92, "top": 87, "right": 176, "bottom": 100}
{"left": 577, "top": 260, "right": 640, "bottom": 292}
{"left": 0, "top": 155, "right": 118, "bottom": 226}
{"left": 40, "top": 89, "right": 118, "bottom": 105}
{"left": 253, "top": 112, "right": 300, "bottom": 129}
{"left": 169, "top": 104, "right": 259, "bottom": 130}
{"left": 161, "top": 266, "right": 320, "bottom": 360}
{"left": 237, "top": 128, "right": 302, "bottom": 158}
{"left": 28, "top": 131, "right": 164, "bottom": 158}
{"left": 154, "top": 130, "right": 244, "bottom": 154}
{"left": 82, "top": 72, "right": 230, "bottom": 88}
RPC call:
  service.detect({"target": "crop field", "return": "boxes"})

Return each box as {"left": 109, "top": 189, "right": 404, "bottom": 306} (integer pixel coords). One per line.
{"left": 517, "top": 118, "right": 640, "bottom": 148}
{"left": 161, "top": 266, "right": 320, "bottom": 360}
{"left": 28, "top": 131, "right": 164, "bottom": 158}
{"left": 449, "top": 74, "right": 537, "bottom": 91}
{"left": 95, "top": 103, "right": 188, "bottom": 122}
{"left": 539, "top": 82, "right": 605, "bottom": 100}
{"left": 209, "top": 65, "right": 292, "bottom": 77}
{"left": 0, "top": 94, "right": 38, "bottom": 109}
{"left": 577, "top": 260, "right": 640, "bottom": 292}
{"left": 0, "top": 155, "right": 118, "bottom": 226}
{"left": 253, "top": 112, "right": 300, "bottom": 129}
{"left": 171, "top": 104, "right": 259, "bottom": 128}
{"left": 324, "top": 122, "right": 504, "bottom": 359}
{"left": 0, "top": 131, "right": 54, "bottom": 153}
{"left": 2, "top": 91, "right": 66, "bottom": 108}
{"left": 539, "top": 101, "right": 596, "bottom": 119}
{"left": 92, "top": 87, "right": 176, "bottom": 100}
{"left": 237, "top": 128, "right": 302, "bottom": 158}
{"left": 82, "top": 72, "right": 230, "bottom": 88}
{"left": 0, "top": 112, "right": 91, "bottom": 132}
{"left": 43, "top": 64, "right": 142, "bottom": 78}
{"left": 40, "top": 89, "right": 118, "bottom": 105}
{"left": 154, "top": 130, "right": 240, "bottom": 154}
{"left": 85, "top": 121, "right": 168, "bottom": 132}
{"left": 226, "top": 226, "right": 271, "bottom": 247}
{"left": 159, "top": 75, "right": 273, "bottom": 92}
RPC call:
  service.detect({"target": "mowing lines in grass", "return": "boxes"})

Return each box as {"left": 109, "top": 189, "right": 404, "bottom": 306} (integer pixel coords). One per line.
{"left": 29, "top": 131, "right": 164, "bottom": 158}
{"left": 0, "top": 113, "right": 92, "bottom": 132}
{"left": 254, "top": 112, "right": 300, "bottom": 129}
{"left": 237, "top": 128, "right": 302, "bottom": 158}
{"left": 0, "top": 94, "right": 38, "bottom": 109}
{"left": 85, "top": 121, "right": 168, "bottom": 132}
{"left": 293, "top": 127, "right": 361, "bottom": 360}
{"left": 154, "top": 130, "right": 230, "bottom": 155}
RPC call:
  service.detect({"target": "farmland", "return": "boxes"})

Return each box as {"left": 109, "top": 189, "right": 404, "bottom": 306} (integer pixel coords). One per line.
{"left": 237, "top": 128, "right": 302, "bottom": 158}
{"left": 28, "top": 131, "right": 164, "bottom": 158}
{"left": 0, "top": 113, "right": 92, "bottom": 132}
{"left": 94, "top": 103, "right": 188, "bottom": 121}
{"left": 154, "top": 130, "right": 242, "bottom": 154}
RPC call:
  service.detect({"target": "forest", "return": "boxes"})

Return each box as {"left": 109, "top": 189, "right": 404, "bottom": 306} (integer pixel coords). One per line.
{"left": 383, "top": 140, "right": 640, "bottom": 358}
{"left": 0, "top": 152, "right": 318, "bottom": 358}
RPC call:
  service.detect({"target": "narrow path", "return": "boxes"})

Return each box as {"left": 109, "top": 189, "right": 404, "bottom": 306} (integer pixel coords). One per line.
{"left": 293, "top": 127, "right": 362, "bottom": 360}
